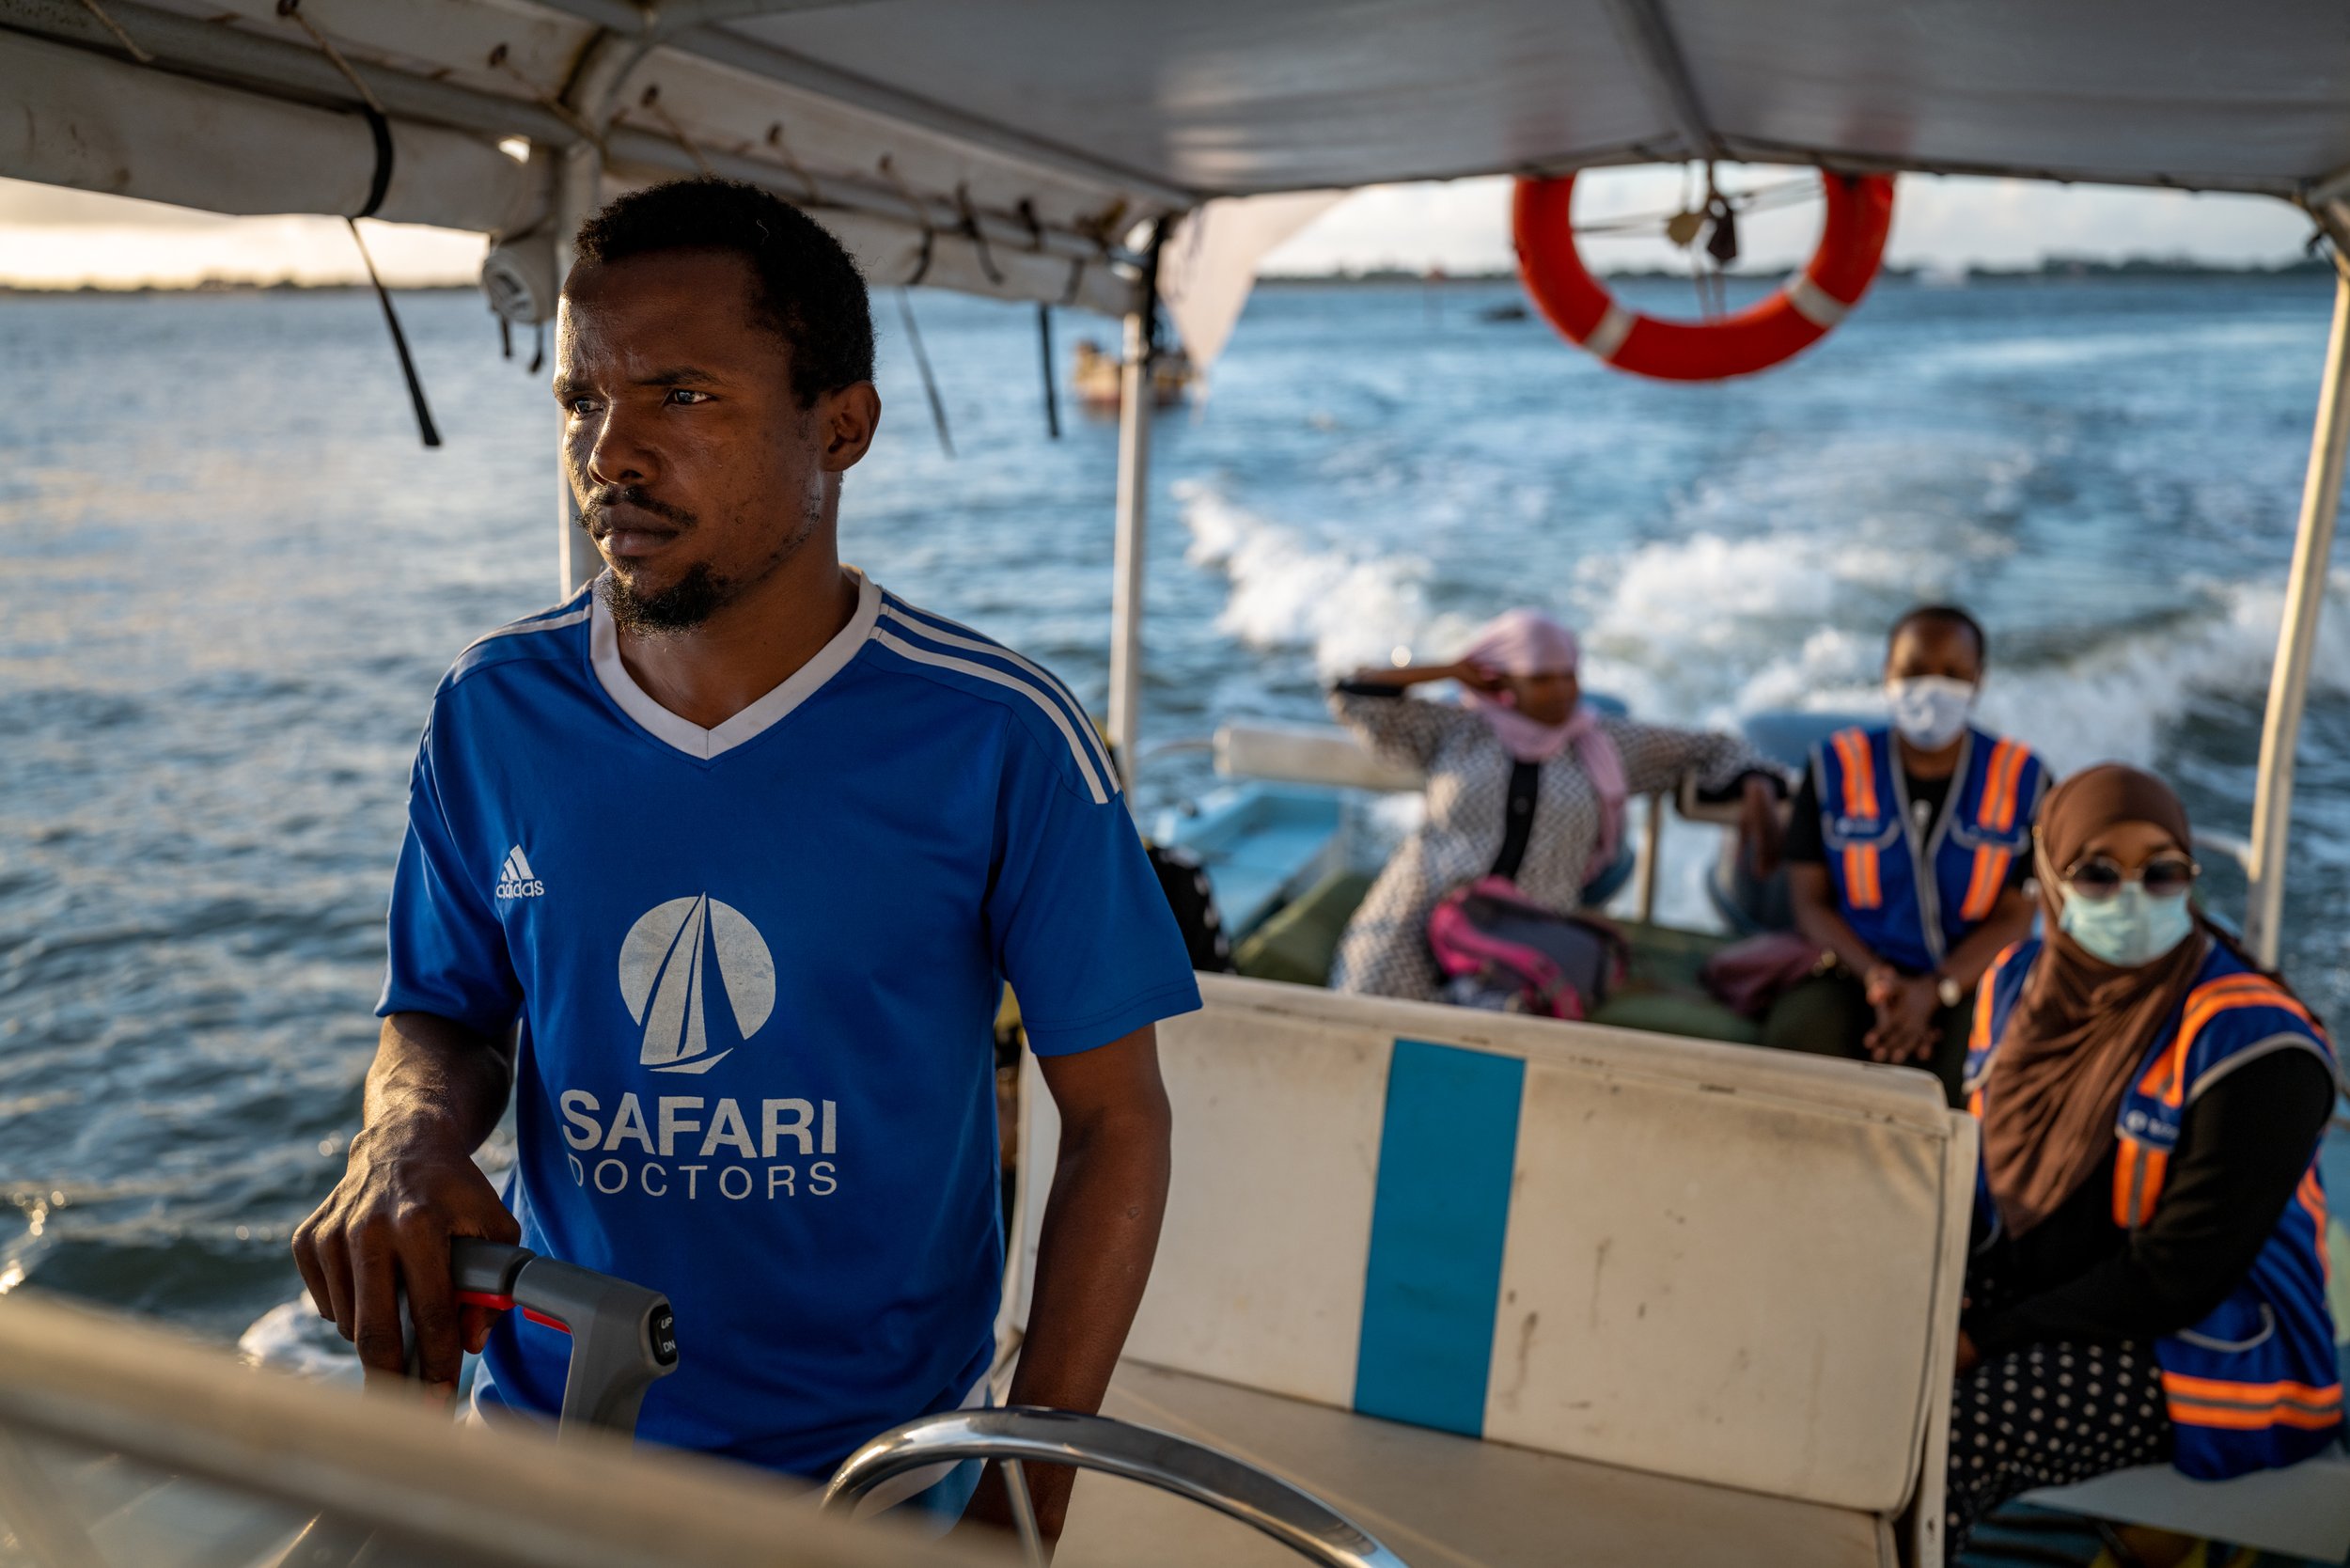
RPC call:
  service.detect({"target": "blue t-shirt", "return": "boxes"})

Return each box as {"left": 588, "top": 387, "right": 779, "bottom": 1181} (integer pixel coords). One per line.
{"left": 378, "top": 569, "right": 1200, "bottom": 1476}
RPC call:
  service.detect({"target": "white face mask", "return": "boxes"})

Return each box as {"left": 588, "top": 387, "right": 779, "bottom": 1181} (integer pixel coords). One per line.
{"left": 1885, "top": 675, "right": 1977, "bottom": 751}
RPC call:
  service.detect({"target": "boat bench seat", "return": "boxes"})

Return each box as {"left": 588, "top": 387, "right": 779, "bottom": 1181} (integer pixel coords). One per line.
{"left": 2022, "top": 1450, "right": 2350, "bottom": 1562}
{"left": 1018, "top": 975, "right": 1978, "bottom": 1567}
{"left": 1060, "top": 1358, "right": 1890, "bottom": 1568}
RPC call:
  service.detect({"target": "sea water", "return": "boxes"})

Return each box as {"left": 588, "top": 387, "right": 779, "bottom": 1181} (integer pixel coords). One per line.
{"left": 2, "top": 274, "right": 2344, "bottom": 1347}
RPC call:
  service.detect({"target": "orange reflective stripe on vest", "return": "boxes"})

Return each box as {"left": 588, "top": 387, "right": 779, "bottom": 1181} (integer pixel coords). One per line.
{"left": 2300, "top": 1169, "right": 2330, "bottom": 1282}
{"left": 1841, "top": 844, "right": 1883, "bottom": 908}
{"left": 1966, "top": 947, "right": 2021, "bottom": 1121}
{"left": 1959, "top": 846, "right": 2012, "bottom": 921}
{"left": 2143, "top": 976, "right": 2316, "bottom": 1108}
{"left": 1978, "top": 739, "right": 2029, "bottom": 834}
{"left": 2113, "top": 1137, "right": 2169, "bottom": 1230}
{"left": 2161, "top": 1371, "right": 2344, "bottom": 1431}
{"left": 1832, "top": 730, "right": 1879, "bottom": 820}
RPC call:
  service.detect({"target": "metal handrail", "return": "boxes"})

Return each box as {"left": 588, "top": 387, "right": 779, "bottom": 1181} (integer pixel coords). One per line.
{"left": 1137, "top": 735, "right": 1215, "bottom": 762}
{"left": 822, "top": 1407, "right": 1411, "bottom": 1568}
{"left": 2192, "top": 826, "right": 2254, "bottom": 879}
{"left": 0, "top": 1291, "right": 971, "bottom": 1568}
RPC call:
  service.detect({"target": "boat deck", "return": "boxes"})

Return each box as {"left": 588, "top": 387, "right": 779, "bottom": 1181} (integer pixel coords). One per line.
{"left": 1059, "top": 1360, "right": 1892, "bottom": 1568}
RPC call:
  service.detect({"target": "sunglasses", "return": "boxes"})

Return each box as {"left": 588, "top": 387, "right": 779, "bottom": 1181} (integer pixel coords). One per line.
{"left": 2060, "top": 855, "right": 2200, "bottom": 902}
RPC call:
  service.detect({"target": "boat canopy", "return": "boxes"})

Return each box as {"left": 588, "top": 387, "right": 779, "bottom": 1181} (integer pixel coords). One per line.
{"left": 7, "top": 0, "right": 2350, "bottom": 327}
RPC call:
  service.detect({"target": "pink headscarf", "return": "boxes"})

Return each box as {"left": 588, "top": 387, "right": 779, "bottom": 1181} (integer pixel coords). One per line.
{"left": 1457, "top": 609, "right": 1628, "bottom": 880}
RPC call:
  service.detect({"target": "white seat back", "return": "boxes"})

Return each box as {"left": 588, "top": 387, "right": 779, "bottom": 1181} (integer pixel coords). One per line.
{"left": 1214, "top": 722, "right": 1424, "bottom": 792}
{"left": 1018, "top": 974, "right": 1973, "bottom": 1524}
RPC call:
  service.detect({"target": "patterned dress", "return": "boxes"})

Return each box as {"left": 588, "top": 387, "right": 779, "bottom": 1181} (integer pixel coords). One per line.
{"left": 1326, "top": 686, "right": 1778, "bottom": 1001}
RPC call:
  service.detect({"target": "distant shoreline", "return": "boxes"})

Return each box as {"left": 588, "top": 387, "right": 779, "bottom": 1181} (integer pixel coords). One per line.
{"left": 0, "top": 255, "right": 2328, "bottom": 297}
{"left": 1260, "top": 257, "right": 2333, "bottom": 287}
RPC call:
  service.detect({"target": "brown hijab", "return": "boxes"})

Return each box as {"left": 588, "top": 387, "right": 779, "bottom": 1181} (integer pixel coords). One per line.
{"left": 1980, "top": 764, "right": 2206, "bottom": 1237}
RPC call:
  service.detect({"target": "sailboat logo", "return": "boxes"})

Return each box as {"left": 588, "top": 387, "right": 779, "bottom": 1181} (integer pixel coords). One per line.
{"left": 616, "top": 895, "right": 776, "bottom": 1074}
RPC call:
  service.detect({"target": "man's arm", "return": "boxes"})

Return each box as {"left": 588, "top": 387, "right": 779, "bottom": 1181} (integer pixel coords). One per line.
{"left": 290, "top": 1011, "right": 521, "bottom": 1394}
{"left": 965, "top": 1024, "right": 1172, "bottom": 1542}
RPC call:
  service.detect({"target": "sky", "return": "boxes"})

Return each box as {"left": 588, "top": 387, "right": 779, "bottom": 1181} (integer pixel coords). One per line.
{"left": 0, "top": 166, "right": 2320, "bottom": 290}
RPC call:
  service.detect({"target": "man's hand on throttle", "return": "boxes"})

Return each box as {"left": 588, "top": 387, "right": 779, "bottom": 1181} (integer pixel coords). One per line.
{"left": 291, "top": 1124, "right": 519, "bottom": 1395}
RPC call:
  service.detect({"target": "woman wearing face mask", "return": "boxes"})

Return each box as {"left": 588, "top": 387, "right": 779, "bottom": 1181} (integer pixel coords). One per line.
{"left": 1767, "top": 604, "right": 2048, "bottom": 1105}
{"left": 1325, "top": 608, "right": 1784, "bottom": 1001}
{"left": 1944, "top": 764, "right": 2338, "bottom": 1553}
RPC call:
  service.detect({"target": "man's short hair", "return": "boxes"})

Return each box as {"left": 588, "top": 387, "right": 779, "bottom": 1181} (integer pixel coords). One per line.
{"left": 573, "top": 177, "right": 875, "bottom": 408}
{"left": 1889, "top": 603, "right": 1988, "bottom": 665}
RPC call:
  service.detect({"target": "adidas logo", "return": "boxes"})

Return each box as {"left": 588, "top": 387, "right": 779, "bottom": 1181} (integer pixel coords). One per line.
{"left": 495, "top": 845, "right": 546, "bottom": 900}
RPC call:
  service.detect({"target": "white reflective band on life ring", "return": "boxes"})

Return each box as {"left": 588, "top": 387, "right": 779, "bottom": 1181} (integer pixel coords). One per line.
{"left": 1584, "top": 303, "right": 1635, "bottom": 361}
{"left": 1785, "top": 274, "right": 1850, "bottom": 330}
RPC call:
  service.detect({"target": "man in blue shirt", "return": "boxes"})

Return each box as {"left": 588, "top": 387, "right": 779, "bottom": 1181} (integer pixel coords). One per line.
{"left": 293, "top": 178, "right": 1199, "bottom": 1538}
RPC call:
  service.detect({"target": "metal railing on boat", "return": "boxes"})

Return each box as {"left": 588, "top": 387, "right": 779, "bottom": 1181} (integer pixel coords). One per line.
{"left": 0, "top": 1288, "right": 986, "bottom": 1568}
{"left": 824, "top": 1406, "right": 1411, "bottom": 1568}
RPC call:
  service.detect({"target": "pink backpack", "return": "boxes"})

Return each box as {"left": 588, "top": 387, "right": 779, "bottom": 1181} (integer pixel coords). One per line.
{"left": 1425, "top": 876, "right": 1628, "bottom": 1020}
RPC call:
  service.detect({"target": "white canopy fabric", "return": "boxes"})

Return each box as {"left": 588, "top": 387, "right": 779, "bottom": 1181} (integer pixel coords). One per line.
{"left": 4, "top": 0, "right": 2347, "bottom": 323}
{"left": 714, "top": 0, "right": 2350, "bottom": 198}
{"left": 1159, "top": 191, "right": 1345, "bottom": 371}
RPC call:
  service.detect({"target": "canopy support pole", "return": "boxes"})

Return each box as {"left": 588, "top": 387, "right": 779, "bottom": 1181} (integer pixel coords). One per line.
{"left": 2245, "top": 204, "right": 2350, "bottom": 964}
{"left": 1107, "top": 231, "right": 1164, "bottom": 799}
{"left": 551, "top": 133, "right": 604, "bottom": 595}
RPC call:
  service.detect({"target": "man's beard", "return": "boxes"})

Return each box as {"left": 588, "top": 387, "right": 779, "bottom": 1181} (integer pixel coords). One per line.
{"left": 586, "top": 482, "right": 822, "bottom": 636}
{"left": 601, "top": 560, "right": 735, "bottom": 635}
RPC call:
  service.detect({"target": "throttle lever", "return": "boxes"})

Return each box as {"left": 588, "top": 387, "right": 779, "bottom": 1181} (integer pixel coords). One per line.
{"left": 304, "top": 1242, "right": 681, "bottom": 1568}
{"left": 503, "top": 1253, "right": 680, "bottom": 1440}
{"left": 402, "top": 1240, "right": 680, "bottom": 1439}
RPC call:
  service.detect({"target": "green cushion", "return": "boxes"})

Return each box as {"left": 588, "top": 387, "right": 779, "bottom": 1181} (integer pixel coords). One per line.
{"left": 1234, "top": 869, "right": 1377, "bottom": 987}
{"left": 1592, "top": 920, "right": 1758, "bottom": 1042}
{"left": 1589, "top": 991, "right": 1762, "bottom": 1044}
{"left": 1611, "top": 919, "right": 1736, "bottom": 994}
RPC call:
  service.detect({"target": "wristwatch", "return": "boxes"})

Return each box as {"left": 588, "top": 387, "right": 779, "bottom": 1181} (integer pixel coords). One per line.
{"left": 1935, "top": 973, "right": 1965, "bottom": 1010}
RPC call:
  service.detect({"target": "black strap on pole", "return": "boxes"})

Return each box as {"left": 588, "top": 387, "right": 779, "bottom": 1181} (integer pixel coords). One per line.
{"left": 1036, "top": 302, "right": 1060, "bottom": 440}
{"left": 354, "top": 103, "right": 394, "bottom": 219}
{"left": 954, "top": 182, "right": 1004, "bottom": 287}
{"left": 1139, "top": 216, "right": 1167, "bottom": 369}
{"left": 349, "top": 219, "right": 442, "bottom": 448}
{"left": 348, "top": 105, "right": 439, "bottom": 447}
{"left": 896, "top": 287, "right": 954, "bottom": 459}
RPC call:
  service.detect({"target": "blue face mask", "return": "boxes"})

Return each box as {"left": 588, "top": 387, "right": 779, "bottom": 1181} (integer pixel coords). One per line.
{"left": 2057, "top": 883, "right": 2196, "bottom": 966}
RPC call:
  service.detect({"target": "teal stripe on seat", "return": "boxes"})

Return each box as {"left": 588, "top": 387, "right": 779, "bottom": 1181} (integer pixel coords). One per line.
{"left": 1353, "top": 1039, "right": 1525, "bottom": 1436}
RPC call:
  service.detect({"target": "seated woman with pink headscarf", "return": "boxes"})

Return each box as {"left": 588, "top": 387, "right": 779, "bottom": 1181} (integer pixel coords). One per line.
{"left": 1326, "top": 608, "right": 1786, "bottom": 1002}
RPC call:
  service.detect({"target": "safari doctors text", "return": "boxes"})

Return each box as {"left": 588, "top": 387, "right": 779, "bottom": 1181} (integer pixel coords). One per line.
{"left": 557, "top": 1090, "right": 838, "bottom": 1201}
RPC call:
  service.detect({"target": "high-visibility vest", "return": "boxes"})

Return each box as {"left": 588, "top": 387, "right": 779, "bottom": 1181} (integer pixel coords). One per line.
{"left": 1811, "top": 725, "right": 2045, "bottom": 974}
{"left": 1967, "top": 937, "right": 2342, "bottom": 1480}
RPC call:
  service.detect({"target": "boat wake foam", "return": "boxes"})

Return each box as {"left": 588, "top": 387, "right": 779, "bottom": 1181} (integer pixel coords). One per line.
{"left": 1182, "top": 483, "right": 2348, "bottom": 779}
{"left": 238, "top": 1296, "right": 361, "bottom": 1383}
{"left": 1177, "top": 480, "right": 1451, "bottom": 677}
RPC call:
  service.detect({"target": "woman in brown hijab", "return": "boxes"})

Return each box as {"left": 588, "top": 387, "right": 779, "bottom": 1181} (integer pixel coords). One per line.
{"left": 1939, "top": 764, "right": 2339, "bottom": 1554}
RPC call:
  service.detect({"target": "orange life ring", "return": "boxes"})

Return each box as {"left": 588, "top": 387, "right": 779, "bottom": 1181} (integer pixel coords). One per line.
{"left": 1512, "top": 171, "right": 1896, "bottom": 382}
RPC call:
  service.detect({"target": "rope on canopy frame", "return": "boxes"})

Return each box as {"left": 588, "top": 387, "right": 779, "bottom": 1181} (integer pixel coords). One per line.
{"left": 275, "top": 0, "right": 443, "bottom": 447}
